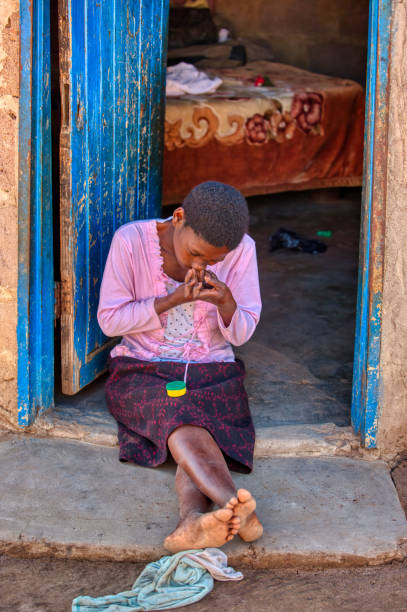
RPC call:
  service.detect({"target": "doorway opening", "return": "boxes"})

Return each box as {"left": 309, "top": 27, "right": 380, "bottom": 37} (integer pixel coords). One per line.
{"left": 46, "top": 187, "right": 361, "bottom": 444}
{"left": 44, "top": 1, "right": 367, "bottom": 447}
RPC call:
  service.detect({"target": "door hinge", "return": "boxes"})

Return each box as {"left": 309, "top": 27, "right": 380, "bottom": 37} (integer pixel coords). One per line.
{"left": 54, "top": 280, "right": 73, "bottom": 320}
{"left": 54, "top": 281, "right": 62, "bottom": 320}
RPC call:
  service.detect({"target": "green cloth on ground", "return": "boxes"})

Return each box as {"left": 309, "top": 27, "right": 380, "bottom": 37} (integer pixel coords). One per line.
{"left": 72, "top": 549, "right": 214, "bottom": 611}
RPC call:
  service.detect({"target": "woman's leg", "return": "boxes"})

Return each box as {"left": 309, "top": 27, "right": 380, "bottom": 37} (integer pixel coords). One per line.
{"left": 164, "top": 425, "right": 263, "bottom": 552}
{"left": 169, "top": 425, "right": 236, "bottom": 506}
{"left": 164, "top": 465, "right": 240, "bottom": 552}
{"left": 175, "top": 465, "right": 213, "bottom": 518}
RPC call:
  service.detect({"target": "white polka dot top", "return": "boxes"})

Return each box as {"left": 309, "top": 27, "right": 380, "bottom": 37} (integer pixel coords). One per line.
{"left": 158, "top": 280, "right": 203, "bottom": 361}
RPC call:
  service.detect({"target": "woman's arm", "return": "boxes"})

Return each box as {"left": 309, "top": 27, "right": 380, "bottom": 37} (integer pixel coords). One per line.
{"left": 98, "top": 230, "right": 221, "bottom": 336}
{"left": 213, "top": 236, "right": 262, "bottom": 346}
{"left": 97, "top": 231, "right": 165, "bottom": 337}
{"left": 189, "top": 236, "right": 261, "bottom": 346}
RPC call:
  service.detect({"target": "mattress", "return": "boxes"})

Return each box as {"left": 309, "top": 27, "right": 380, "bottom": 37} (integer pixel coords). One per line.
{"left": 163, "top": 61, "right": 365, "bottom": 204}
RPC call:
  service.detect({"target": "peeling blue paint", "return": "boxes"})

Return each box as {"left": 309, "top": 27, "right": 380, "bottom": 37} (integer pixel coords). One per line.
{"left": 65, "top": 0, "right": 169, "bottom": 391}
{"left": 17, "top": 0, "right": 54, "bottom": 426}
{"left": 351, "top": 0, "right": 392, "bottom": 448}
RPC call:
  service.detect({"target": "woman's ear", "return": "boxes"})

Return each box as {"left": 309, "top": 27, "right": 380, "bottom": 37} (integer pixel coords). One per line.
{"left": 172, "top": 207, "right": 185, "bottom": 228}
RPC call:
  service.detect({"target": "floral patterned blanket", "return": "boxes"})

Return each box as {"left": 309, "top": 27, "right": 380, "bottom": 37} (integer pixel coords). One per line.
{"left": 163, "top": 61, "right": 365, "bottom": 204}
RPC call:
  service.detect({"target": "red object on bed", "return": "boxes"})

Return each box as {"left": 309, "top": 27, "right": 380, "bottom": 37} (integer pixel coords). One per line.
{"left": 162, "top": 61, "right": 365, "bottom": 204}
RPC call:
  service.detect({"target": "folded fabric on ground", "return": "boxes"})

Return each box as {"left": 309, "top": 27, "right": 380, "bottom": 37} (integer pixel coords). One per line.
{"left": 72, "top": 548, "right": 243, "bottom": 611}
{"left": 184, "top": 549, "right": 243, "bottom": 581}
{"left": 166, "top": 62, "right": 222, "bottom": 96}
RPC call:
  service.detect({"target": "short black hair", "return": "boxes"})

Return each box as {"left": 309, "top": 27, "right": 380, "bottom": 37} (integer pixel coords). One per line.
{"left": 182, "top": 181, "right": 249, "bottom": 250}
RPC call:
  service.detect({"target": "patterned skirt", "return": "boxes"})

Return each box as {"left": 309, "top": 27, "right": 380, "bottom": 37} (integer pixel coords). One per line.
{"left": 106, "top": 356, "right": 255, "bottom": 473}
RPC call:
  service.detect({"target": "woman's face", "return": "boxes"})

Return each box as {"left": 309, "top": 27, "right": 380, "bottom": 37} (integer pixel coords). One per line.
{"left": 172, "top": 207, "right": 229, "bottom": 272}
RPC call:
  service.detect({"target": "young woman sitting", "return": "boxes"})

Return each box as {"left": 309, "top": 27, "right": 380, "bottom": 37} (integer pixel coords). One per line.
{"left": 97, "top": 181, "right": 263, "bottom": 552}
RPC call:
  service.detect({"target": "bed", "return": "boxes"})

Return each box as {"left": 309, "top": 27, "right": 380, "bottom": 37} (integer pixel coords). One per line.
{"left": 162, "top": 59, "right": 365, "bottom": 204}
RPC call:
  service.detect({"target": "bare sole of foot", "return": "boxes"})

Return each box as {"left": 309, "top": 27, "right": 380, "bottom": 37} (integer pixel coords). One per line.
{"left": 226, "top": 488, "right": 263, "bottom": 542}
{"left": 164, "top": 507, "right": 241, "bottom": 553}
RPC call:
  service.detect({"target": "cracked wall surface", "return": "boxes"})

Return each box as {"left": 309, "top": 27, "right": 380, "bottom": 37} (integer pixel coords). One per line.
{"left": 0, "top": 1, "right": 19, "bottom": 428}
{"left": 378, "top": 0, "right": 407, "bottom": 454}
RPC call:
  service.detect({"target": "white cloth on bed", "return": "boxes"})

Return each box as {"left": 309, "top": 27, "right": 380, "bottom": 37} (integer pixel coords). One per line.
{"left": 166, "top": 62, "right": 222, "bottom": 96}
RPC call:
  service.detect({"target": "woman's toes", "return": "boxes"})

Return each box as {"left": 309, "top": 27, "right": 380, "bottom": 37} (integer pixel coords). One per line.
{"left": 235, "top": 490, "right": 257, "bottom": 520}
{"left": 213, "top": 507, "right": 233, "bottom": 522}
{"left": 225, "top": 496, "right": 238, "bottom": 510}
{"left": 237, "top": 488, "right": 253, "bottom": 504}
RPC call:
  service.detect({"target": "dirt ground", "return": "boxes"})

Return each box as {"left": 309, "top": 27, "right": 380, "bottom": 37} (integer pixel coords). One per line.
{"left": 240, "top": 189, "right": 359, "bottom": 427}
{"left": 1, "top": 451, "right": 406, "bottom": 612}
{"left": 1, "top": 555, "right": 407, "bottom": 612}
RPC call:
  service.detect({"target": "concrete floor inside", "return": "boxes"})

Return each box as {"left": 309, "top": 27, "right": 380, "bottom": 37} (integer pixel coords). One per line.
{"left": 52, "top": 187, "right": 360, "bottom": 436}
{"left": 240, "top": 187, "right": 359, "bottom": 428}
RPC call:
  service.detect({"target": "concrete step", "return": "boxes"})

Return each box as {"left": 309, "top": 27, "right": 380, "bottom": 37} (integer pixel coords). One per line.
{"left": 0, "top": 437, "right": 406, "bottom": 568}
{"left": 30, "top": 379, "right": 366, "bottom": 460}
{"left": 32, "top": 403, "right": 366, "bottom": 460}
{"left": 28, "top": 336, "right": 361, "bottom": 460}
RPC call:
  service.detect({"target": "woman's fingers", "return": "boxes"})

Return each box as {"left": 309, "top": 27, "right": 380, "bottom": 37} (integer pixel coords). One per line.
{"left": 199, "top": 287, "right": 222, "bottom": 302}
{"left": 203, "top": 271, "right": 224, "bottom": 290}
{"left": 192, "top": 281, "right": 203, "bottom": 299}
{"left": 182, "top": 268, "right": 227, "bottom": 303}
{"left": 184, "top": 268, "right": 195, "bottom": 284}
{"left": 183, "top": 269, "right": 202, "bottom": 300}
{"left": 184, "top": 269, "right": 197, "bottom": 299}
{"left": 184, "top": 283, "right": 192, "bottom": 299}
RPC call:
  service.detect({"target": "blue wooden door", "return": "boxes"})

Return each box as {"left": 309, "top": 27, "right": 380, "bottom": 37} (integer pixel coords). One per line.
{"left": 59, "top": 0, "right": 169, "bottom": 393}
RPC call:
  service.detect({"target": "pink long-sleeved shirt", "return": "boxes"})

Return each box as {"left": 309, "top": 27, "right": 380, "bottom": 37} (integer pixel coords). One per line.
{"left": 97, "top": 218, "right": 262, "bottom": 363}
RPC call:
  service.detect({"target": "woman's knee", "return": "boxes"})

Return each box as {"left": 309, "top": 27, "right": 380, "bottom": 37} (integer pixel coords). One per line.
{"left": 168, "top": 425, "right": 216, "bottom": 459}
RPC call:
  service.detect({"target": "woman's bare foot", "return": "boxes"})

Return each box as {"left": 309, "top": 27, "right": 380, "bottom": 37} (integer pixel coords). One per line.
{"left": 164, "top": 507, "right": 241, "bottom": 553}
{"left": 226, "top": 488, "right": 263, "bottom": 542}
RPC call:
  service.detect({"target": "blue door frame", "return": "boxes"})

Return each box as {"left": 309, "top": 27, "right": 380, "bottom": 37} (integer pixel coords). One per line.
{"left": 17, "top": 0, "right": 54, "bottom": 426}
{"left": 351, "top": 0, "right": 392, "bottom": 448}
{"left": 17, "top": 0, "right": 392, "bottom": 444}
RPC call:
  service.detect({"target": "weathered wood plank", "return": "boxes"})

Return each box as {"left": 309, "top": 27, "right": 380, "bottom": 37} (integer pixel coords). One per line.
{"left": 59, "top": 0, "right": 169, "bottom": 394}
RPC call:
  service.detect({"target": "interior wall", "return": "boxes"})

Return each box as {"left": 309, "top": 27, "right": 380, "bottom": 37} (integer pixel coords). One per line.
{"left": 378, "top": 0, "right": 407, "bottom": 456}
{"left": 0, "top": 1, "right": 19, "bottom": 428}
{"left": 215, "top": 0, "right": 369, "bottom": 84}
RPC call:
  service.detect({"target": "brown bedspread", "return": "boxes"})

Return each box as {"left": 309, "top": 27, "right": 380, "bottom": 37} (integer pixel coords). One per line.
{"left": 162, "top": 61, "right": 365, "bottom": 204}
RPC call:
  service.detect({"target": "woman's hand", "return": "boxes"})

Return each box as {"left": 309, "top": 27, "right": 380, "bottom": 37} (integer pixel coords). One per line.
{"left": 156, "top": 269, "right": 236, "bottom": 326}
{"left": 166, "top": 269, "right": 203, "bottom": 305}
{"left": 189, "top": 269, "right": 230, "bottom": 305}
{"left": 185, "top": 269, "right": 237, "bottom": 326}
